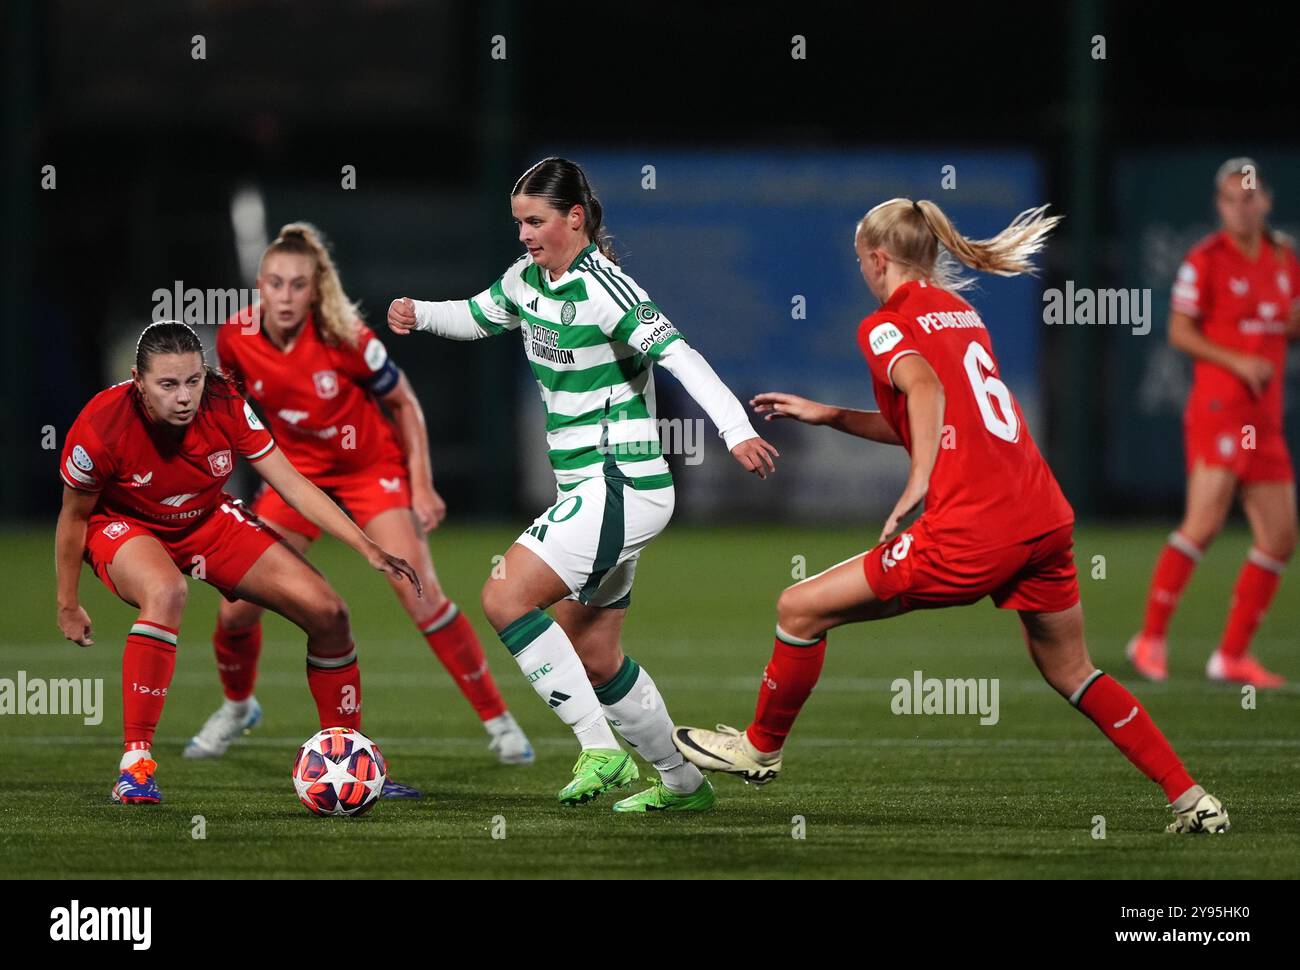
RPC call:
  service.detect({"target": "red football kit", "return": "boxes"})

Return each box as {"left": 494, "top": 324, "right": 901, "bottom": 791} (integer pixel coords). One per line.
{"left": 213, "top": 308, "right": 508, "bottom": 724}
{"left": 1172, "top": 231, "right": 1299, "bottom": 482}
{"left": 856, "top": 280, "right": 1077, "bottom": 613}
{"left": 61, "top": 381, "right": 280, "bottom": 598}
{"left": 747, "top": 281, "right": 1200, "bottom": 811}
{"left": 62, "top": 378, "right": 373, "bottom": 755}
{"left": 217, "top": 309, "right": 409, "bottom": 538}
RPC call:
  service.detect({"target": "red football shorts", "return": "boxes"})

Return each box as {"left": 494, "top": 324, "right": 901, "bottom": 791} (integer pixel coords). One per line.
{"left": 84, "top": 498, "right": 280, "bottom": 601}
{"left": 249, "top": 463, "right": 412, "bottom": 540}
{"left": 863, "top": 518, "right": 1080, "bottom": 614}
{"left": 1184, "top": 403, "right": 1293, "bottom": 483}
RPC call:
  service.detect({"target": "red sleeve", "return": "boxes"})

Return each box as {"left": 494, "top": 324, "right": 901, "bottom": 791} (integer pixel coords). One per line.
{"left": 232, "top": 395, "right": 276, "bottom": 462}
{"left": 1287, "top": 247, "right": 1300, "bottom": 313}
{"left": 1171, "top": 247, "right": 1211, "bottom": 319}
{"left": 337, "top": 323, "right": 401, "bottom": 396}
{"left": 857, "top": 313, "right": 925, "bottom": 389}
{"left": 59, "top": 407, "right": 114, "bottom": 491}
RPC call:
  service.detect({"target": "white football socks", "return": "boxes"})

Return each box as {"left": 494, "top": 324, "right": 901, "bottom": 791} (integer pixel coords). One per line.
{"left": 595, "top": 657, "right": 704, "bottom": 794}
{"left": 497, "top": 609, "right": 618, "bottom": 750}
{"left": 482, "top": 711, "right": 518, "bottom": 738}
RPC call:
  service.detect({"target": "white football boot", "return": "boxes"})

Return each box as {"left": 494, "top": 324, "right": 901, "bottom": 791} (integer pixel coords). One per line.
{"left": 1166, "top": 790, "right": 1231, "bottom": 834}
{"left": 485, "top": 711, "right": 535, "bottom": 765}
{"left": 672, "top": 724, "right": 782, "bottom": 786}
{"left": 183, "top": 697, "right": 263, "bottom": 759}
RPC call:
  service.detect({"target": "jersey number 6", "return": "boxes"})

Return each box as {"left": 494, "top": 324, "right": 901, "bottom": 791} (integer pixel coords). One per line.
{"left": 962, "top": 341, "right": 1020, "bottom": 443}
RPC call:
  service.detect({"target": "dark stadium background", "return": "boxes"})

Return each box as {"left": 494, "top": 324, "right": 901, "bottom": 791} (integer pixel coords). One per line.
{"left": 4, "top": 0, "right": 1298, "bottom": 523}
{"left": 3, "top": 0, "right": 1299, "bottom": 894}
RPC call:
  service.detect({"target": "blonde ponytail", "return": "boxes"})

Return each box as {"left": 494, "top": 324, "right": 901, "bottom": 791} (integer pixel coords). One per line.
{"left": 262, "top": 223, "right": 363, "bottom": 346}
{"left": 856, "top": 199, "right": 1062, "bottom": 291}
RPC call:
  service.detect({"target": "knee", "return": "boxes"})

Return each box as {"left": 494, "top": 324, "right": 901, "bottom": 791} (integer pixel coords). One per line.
{"left": 142, "top": 578, "right": 188, "bottom": 625}
{"left": 481, "top": 576, "right": 521, "bottom": 630}
{"left": 1267, "top": 538, "right": 1296, "bottom": 563}
{"left": 218, "top": 599, "right": 262, "bottom": 632}
{"left": 309, "top": 595, "right": 350, "bottom": 644}
{"left": 1029, "top": 643, "right": 1094, "bottom": 698}
{"left": 1177, "top": 517, "right": 1221, "bottom": 550}
{"left": 776, "top": 585, "right": 818, "bottom": 639}
{"left": 1256, "top": 528, "right": 1297, "bottom": 563}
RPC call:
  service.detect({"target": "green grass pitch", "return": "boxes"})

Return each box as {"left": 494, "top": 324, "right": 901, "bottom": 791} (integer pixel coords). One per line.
{"left": 1, "top": 523, "right": 1295, "bottom": 879}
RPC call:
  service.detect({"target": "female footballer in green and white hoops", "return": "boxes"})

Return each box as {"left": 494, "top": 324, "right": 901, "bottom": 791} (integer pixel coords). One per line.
{"left": 388, "top": 157, "right": 778, "bottom": 811}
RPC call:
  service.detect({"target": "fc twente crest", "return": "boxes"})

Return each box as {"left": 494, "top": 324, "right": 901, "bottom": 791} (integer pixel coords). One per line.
{"left": 207, "top": 449, "right": 233, "bottom": 477}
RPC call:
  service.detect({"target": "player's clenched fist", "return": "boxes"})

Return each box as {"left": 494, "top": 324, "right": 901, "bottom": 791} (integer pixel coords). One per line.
{"left": 58, "top": 604, "right": 94, "bottom": 647}
{"left": 388, "top": 297, "right": 418, "bottom": 335}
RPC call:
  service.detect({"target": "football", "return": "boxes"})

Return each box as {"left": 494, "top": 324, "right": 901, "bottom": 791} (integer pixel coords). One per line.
{"left": 291, "top": 727, "right": 387, "bottom": 817}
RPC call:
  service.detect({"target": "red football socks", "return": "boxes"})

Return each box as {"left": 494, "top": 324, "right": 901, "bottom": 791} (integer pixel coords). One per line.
{"left": 1141, "top": 532, "right": 1202, "bottom": 639}
{"left": 1074, "top": 672, "right": 1195, "bottom": 802}
{"left": 306, "top": 650, "right": 362, "bottom": 729}
{"left": 122, "top": 620, "right": 179, "bottom": 747}
{"left": 213, "top": 621, "right": 262, "bottom": 701}
{"left": 419, "top": 601, "right": 506, "bottom": 721}
{"left": 1219, "top": 549, "right": 1286, "bottom": 660}
{"left": 746, "top": 629, "right": 827, "bottom": 754}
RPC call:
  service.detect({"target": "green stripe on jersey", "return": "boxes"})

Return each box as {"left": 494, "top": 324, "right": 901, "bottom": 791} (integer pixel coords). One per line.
{"left": 490, "top": 277, "right": 521, "bottom": 314}
{"left": 601, "top": 265, "right": 640, "bottom": 306}
{"left": 648, "top": 332, "right": 682, "bottom": 358}
{"left": 545, "top": 396, "right": 651, "bottom": 432}
{"left": 521, "top": 262, "right": 589, "bottom": 301}
{"left": 578, "top": 258, "right": 633, "bottom": 311}
{"left": 579, "top": 257, "right": 639, "bottom": 307}
{"left": 548, "top": 441, "right": 663, "bottom": 470}
{"left": 529, "top": 354, "right": 648, "bottom": 393}
{"left": 468, "top": 299, "right": 507, "bottom": 334}
{"left": 498, "top": 250, "right": 680, "bottom": 489}
{"left": 557, "top": 471, "right": 674, "bottom": 492}
{"left": 518, "top": 311, "right": 611, "bottom": 349}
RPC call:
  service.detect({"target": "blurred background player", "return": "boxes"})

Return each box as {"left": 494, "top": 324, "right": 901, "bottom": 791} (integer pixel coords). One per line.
{"left": 674, "top": 199, "right": 1229, "bottom": 834}
{"left": 388, "top": 157, "right": 779, "bottom": 811}
{"left": 192, "top": 224, "right": 533, "bottom": 773}
{"left": 1128, "top": 159, "right": 1299, "bottom": 688}
{"left": 56, "top": 321, "right": 421, "bottom": 804}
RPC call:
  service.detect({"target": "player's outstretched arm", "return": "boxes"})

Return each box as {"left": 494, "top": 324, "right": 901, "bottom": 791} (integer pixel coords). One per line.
{"left": 55, "top": 485, "right": 98, "bottom": 646}
{"left": 655, "top": 340, "right": 778, "bottom": 479}
{"left": 379, "top": 371, "right": 446, "bottom": 534}
{"left": 387, "top": 296, "right": 496, "bottom": 341}
{"left": 879, "top": 354, "right": 945, "bottom": 542}
{"left": 252, "top": 448, "right": 423, "bottom": 596}
{"left": 751, "top": 391, "right": 903, "bottom": 445}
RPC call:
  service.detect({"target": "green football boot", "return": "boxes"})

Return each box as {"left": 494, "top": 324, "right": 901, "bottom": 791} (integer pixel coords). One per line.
{"left": 556, "top": 748, "right": 638, "bottom": 806}
{"left": 612, "top": 777, "right": 717, "bottom": 813}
